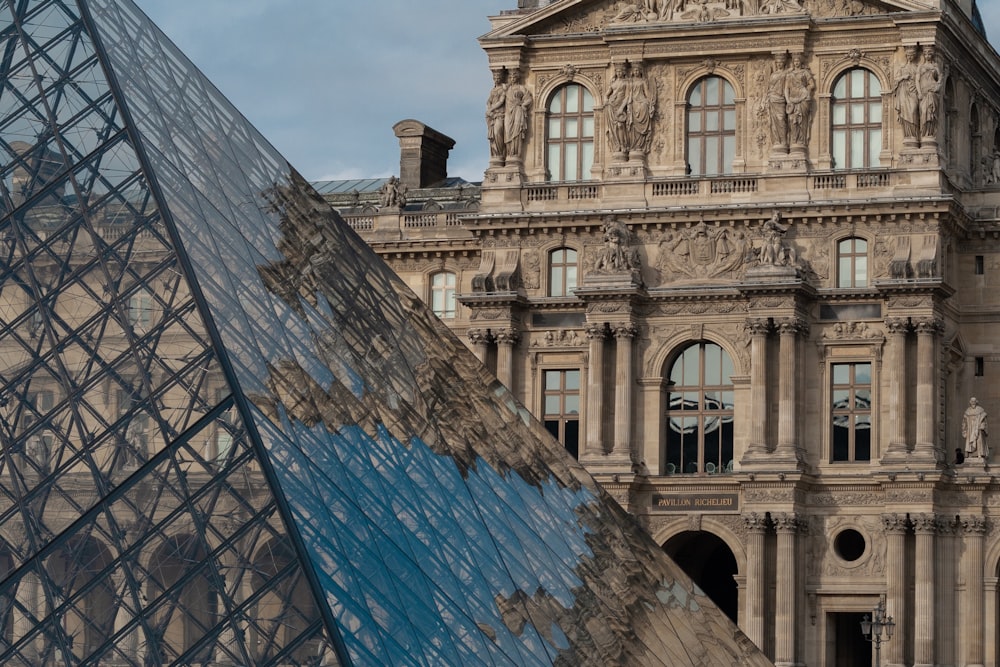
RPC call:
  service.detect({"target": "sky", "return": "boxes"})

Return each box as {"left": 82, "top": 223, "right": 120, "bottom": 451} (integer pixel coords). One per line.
{"left": 137, "top": 1, "right": 1000, "bottom": 185}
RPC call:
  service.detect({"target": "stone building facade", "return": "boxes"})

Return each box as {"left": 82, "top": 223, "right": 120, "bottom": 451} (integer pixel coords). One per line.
{"left": 335, "top": 0, "right": 1000, "bottom": 664}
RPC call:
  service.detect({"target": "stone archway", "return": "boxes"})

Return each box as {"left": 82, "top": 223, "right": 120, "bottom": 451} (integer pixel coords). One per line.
{"left": 662, "top": 530, "right": 738, "bottom": 623}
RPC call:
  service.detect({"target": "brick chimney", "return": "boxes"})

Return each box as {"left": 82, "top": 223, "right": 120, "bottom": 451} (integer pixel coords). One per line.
{"left": 392, "top": 120, "right": 455, "bottom": 190}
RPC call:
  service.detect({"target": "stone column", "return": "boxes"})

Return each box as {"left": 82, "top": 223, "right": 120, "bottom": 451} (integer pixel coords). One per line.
{"left": 882, "top": 513, "right": 908, "bottom": 667}
{"left": 776, "top": 318, "right": 806, "bottom": 461}
{"left": 584, "top": 322, "right": 608, "bottom": 458}
{"left": 744, "top": 318, "right": 771, "bottom": 457}
{"left": 774, "top": 512, "right": 799, "bottom": 667}
{"left": 494, "top": 328, "right": 519, "bottom": 390}
{"left": 466, "top": 328, "right": 492, "bottom": 364}
{"left": 884, "top": 318, "right": 910, "bottom": 456}
{"left": 914, "top": 319, "right": 941, "bottom": 458}
{"left": 962, "top": 516, "right": 987, "bottom": 667}
{"left": 742, "top": 513, "right": 768, "bottom": 650}
{"left": 13, "top": 572, "right": 40, "bottom": 662}
{"left": 611, "top": 322, "right": 638, "bottom": 460}
{"left": 913, "top": 513, "right": 937, "bottom": 667}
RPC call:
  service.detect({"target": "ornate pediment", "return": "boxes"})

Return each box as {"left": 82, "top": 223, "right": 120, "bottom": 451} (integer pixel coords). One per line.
{"left": 483, "top": 0, "right": 933, "bottom": 38}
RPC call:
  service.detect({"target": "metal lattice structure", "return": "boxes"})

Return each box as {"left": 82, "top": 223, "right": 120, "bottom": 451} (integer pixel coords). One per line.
{"left": 0, "top": 1, "right": 772, "bottom": 665}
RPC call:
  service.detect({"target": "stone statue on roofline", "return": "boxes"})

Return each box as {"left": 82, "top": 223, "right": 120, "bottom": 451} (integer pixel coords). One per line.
{"left": 378, "top": 175, "right": 407, "bottom": 209}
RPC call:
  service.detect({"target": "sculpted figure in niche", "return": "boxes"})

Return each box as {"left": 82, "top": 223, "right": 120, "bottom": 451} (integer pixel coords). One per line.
{"left": 893, "top": 46, "right": 920, "bottom": 143}
{"left": 917, "top": 45, "right": 941, "bottom": 139}
{"left": 784, "top": 53, "right": 815, "bottom": 149}
{"left": 962, "top": 396, "right": 988, "bottom": 458}
{"left": 627, "top": 62, "right": 656, "bottom": 156}
{"left": 767, "top": 52, "right": 790, "bottom": 152}
{"left": 757, "top": 210, "right": 797, "bottom": 266}
{"left": 606, "top": 62, "right": 631, "bottom": 159}
{"left": 503, "top": 69, "right": 532, "bottom": 162}
{"left": 595, "top": 216, "right": 639, "bottom": 272}
{"left": 486, "top": 69, "right": 507, "bottom": 164}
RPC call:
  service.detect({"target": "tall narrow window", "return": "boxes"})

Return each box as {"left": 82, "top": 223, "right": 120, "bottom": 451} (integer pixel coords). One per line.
{"left": 543, "top": 369, "right": 580, "bottom": 458}
{"left": 128, "top": 288, "right": 155, "bottom": 329}
{"left": 831, "top": 362, "right": 872, "bottom": 462}
{"left": 430, "top": 271, "right": 457, "bottom": 319}
{"left": 665, "top": 342, "right": 735, "bottom": 474}
{"left": 548, "top": 248, "right": 578, "bottom": 297}
{"left": 831, "top": 68, "right": 882, "bottom": 170}
{"left": 837, "top": 237, "right": 868, "bottom": 288}
{"left": 546, "top": 84, "right": 595, "bottom": 181}
{"left": 687, "top": 76, "right": 736, "bottom": 176}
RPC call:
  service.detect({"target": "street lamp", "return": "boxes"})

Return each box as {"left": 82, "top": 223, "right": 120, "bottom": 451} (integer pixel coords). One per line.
{"left": 860, "top": 599, "right": 895, "bottom": 667}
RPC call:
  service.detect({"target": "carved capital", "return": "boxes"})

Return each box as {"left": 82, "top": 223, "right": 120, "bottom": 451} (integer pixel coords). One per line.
{"left": 936, "top": 515, "right": 958, "bottom": 535}
{"left": 773, "top": 512, "right": 800, "bottom": 533}
{"left": 585, "top": 322, "right": 609, "bottom": 341}
{"left": 884, "top": 317, "right": 911, "bottom": 335}
{"left": 912, "top": 512, "right": 938, "bottom": 534}
{"left": 467, "top": 328, "right": 493, "bottom": 345}
{"left": 913, "top": 318, "right": 944, "bottom": 336}
{"left": 743, "top": 512, "right": 768, "bottom": 534}
{"left": 777, "top": 318, "right": 809, "bottom": 337}
{"left": 744, "top": 318, "right": 772, "bottom": 337}
{"left": 611, "top": 322, "right": 639, "bottom": 340}
{"left": 961, "top": 515, "right": 988, "bottom": 536}
{"left": 881, "top": 512, "right": 909, "bottom": 534}
{"left": 494, "top": 328, "right": 521, "bottom": 346}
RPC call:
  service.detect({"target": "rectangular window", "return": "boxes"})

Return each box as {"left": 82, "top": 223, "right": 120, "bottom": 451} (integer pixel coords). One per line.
{"left": 128, "top": 289, "right": 155, "bottom": 328}
{"left": 542, "top": 369, "right": 580, "bottom": 458}
{"left": 975, "top": 356, "right": 985, "bottom": 377}
{"left": 831, "top": 362, "right": 872, "bottom": 462}
{"left": 975, "top": 255, "right": 984, "bottom": 275}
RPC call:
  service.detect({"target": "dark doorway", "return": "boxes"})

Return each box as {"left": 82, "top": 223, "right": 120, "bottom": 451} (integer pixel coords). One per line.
{"left": 662, "top": 531, "right": 738, "bottom": 622}
{"left": 831, "top": 612, "right": 872, "bottom": 667}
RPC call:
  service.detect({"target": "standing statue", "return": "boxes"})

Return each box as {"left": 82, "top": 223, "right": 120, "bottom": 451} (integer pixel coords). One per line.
{"left": 917, "top": 45, "right": 942, "bottom": 140}
{"left": 378, "top": 175, "right": 407, "bottom": 209}
{"left": 962, "top": 396, "right": 988, "bottom": 458}
{"left": 784, "top": 53, "right": 815, "bottom": 149}
{"left": 893, "top": 46, "right": 920, "bottom": 143}
{"left": 595, "top": 216, "right": 637, "bottom": 272}
{"left": 767, "top": 52, "right": 790, "bottom": 152}
{"left": 758, "top": 210, "right": 794, "bottom": 266}
{"left": 486, "top": 69, "right": 507, "bottom": 163}
{"left": 504, "top": 69, "right": 533, "bottom": 162}
{"left": 627, "top": 62, "right": 656, "bottom": 156}
{"left": 606, "top": 62, "right": 631, "bottom": 160}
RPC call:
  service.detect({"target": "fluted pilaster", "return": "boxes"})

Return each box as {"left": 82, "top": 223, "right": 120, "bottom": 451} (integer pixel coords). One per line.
{"left": 744, "top": 318, "right": 771, "bottom": 457}
{"left": 962, "top": 515, "right": 987, "bottom": 667}
{"left": 913, "top": 513, "right": 937, "bottom": 667}
{"left": 494, "top": 328, "right": 520, "bottom": 389}
{"left": 776, "top": 318, "right": 806, "bottom": 461}
{"left": 584, "top": 322, "right": 608, "bottom": 457}
{"left": 774, "top": 512, "right": 799, "bottom": 667}
{"left": 884, "top": 318, "right": 910, "bottom": 456}
{"left": 882, "top": 513, "right": 908, "bottom": 667}
{"left": 914, "top": 318, "right": 942, "bottom": 458}
{"left": 611, "top": 322, "right": 638, "bottom": 460}
{"left": 743, "top": 512, "right": 768, "bottom": 650}
{"left": 466, "top": 327, "right": 492, "bottom": 364}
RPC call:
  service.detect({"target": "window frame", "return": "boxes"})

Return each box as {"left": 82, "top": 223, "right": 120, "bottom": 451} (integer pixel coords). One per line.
{"left": 829, "top": 361, "right": 873, "bottom": 463}
{"left": 545, "top": 83, "right": 595, "bottom": 182}
{"left": 548, "top": 247, "right": 578, "bottom": 297}
{"left": 830, "top": 67, "right": 882, "bottom": 171}
{"left": 541, "top": 368, "right": 581, "bottom": 459}
{"left": 836, "top": 236, "right": 869, "bottom": 288}
{"left": 686, "top": 75, "right": 737, "bottom": 176}
{"left": 664, "top": 341, "right": 735, "bottom": 475}
{"left": 429, "top": 270, "right": 457, "bottom": 319}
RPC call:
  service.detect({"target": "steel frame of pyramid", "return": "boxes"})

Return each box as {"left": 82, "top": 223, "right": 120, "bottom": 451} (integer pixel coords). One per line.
{"left": 0, "top": 1, "right": 772, "bottom": 665}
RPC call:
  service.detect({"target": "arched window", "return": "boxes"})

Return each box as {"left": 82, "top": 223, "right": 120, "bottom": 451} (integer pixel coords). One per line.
{"left": 546, "top": 84, "right": 595, "bottom": 181}
{"left": 665, "top": 342, "right": 735, "bottom": 474}
{"left": 837, "top": 237, "right": 868, "bottom": 288}
{"left": 430, "top": 271, "right": 457, "bottom": 319}
{"left": 831, "top": 68, "right": 882, "bottom": 170}
{"left": 252, "top": 541, "right": 322, "bottom": 663}
{"left": 51, "top": 538, "right": 115, "bottom": 660}
{"left": 548, "top": 248, "right": 578, "bottom": 297}
{"left": 147, "top": 536, "right": 214, "bottom": 663}
{"left": 686, "top": 76, "right": 736, "bottom": 176}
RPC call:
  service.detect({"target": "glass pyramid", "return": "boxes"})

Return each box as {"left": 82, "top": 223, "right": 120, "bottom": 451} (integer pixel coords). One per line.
{"left": 0, "top": 1, "right": 772, "bottom": 665}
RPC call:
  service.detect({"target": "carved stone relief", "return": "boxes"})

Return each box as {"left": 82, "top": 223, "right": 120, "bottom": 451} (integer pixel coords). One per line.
{"left": 530, "top": 330, "right": 586, "bottom": 347}
{"left": 521, "top": 250, "right": 541, "bottom": 289}
{"left": 810, "top": 515, "right": 887, "bottom": 577}
{"left": 655, "top": 222, "right": 750, "bottom": 283}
